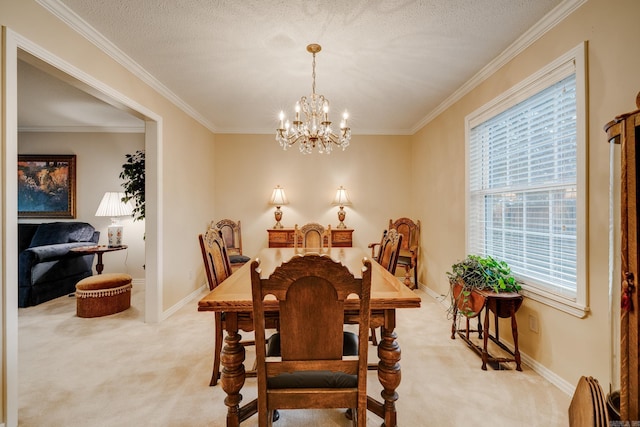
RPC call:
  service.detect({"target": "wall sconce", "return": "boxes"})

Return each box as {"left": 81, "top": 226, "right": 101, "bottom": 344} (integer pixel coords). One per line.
{"left": 95, "top": 191, "right": 133, "bottom": 247}
{"left": 269, "top": 185, "right": 289, "bottom": 229}
{"left": 332, "top": 186, "right": 352, "bottom": 229}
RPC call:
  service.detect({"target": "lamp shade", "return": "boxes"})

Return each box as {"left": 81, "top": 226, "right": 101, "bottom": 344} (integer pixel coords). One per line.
{"left": 270, "top": 185, "right": 289, "bottom": 206}
{"left": 332, "top": 186, "right": 352, "bottom": 206}
{"left": 95, "top": 192, "right": 133, "bottom": 247}
{"left": 95, "top": 192, "right": 133, "bottom": 217}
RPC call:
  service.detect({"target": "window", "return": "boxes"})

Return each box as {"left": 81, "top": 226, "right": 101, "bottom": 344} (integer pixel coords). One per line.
{"left": 465, "top": 43, "right": 588, "bottom": 317}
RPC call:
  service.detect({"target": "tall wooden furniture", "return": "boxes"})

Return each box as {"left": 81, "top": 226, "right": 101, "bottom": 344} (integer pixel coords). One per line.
{"left": 215, "top": 219, "right": 250, "bottom": 271}
{"left": 389, "top": 218, "right": 421, "bottom": 289}
{"left": 250, "top": 254, "right": 371, "bottom": 426}
{"left": 198, "top": 247, "right": 421, "bottom": 427}
{"left": 605, "top": 92, "right": 640, "bottom": 421}
{"left": 268, "top": 227, "right": 353, "bottom": 247}
{"left": 198, "top": 225, "right": 254, "bottom": 386}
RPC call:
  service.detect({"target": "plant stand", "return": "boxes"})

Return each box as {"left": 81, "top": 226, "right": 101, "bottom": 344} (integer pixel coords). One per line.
{"left": 451, "top": 284, "right": 523, "bottom": 371}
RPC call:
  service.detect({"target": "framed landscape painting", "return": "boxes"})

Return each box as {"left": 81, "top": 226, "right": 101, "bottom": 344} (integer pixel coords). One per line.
{"left": 18, "top": 154, "right": 76, "bottom": 218}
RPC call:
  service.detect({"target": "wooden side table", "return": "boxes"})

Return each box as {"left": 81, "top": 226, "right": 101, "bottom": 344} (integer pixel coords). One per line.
{"left": 267, "top": 228, "right": 353, "bottom": 248}
{"left": 70, "top": 245, "right": 128, "bottom": 274}
{"left": 451, "top": 287, "right": 523, "bottom": 371}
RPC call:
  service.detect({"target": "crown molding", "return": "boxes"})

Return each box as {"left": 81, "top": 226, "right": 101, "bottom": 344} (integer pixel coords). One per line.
{"left": 36, "top": 0, "right": 218, "bottom": 133}
{"left": 412, "top": 0, "right": 588, "bottom": 133}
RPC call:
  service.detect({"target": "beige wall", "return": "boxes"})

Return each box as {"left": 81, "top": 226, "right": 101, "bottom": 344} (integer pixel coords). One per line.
{"left": 213, "top": 133, "right": 413, "bottom": 257}
{"left": 412, "top": 0, "right": 640, "bottom": 391}
{"left": 18, "top": 132, "right": 146, "bottom": 278}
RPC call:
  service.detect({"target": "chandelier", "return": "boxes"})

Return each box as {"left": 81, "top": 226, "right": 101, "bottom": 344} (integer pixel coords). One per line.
{"left": 276, "top": 44, "right": 351, "bottom": 154}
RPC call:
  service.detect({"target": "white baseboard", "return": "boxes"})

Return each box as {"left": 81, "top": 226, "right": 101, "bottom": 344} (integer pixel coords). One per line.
{"left": 131, "top": 278, "right": 145, "bottom": 288}
{"left": 419, "top": 283, "right": 573, "bottom": 396}
{"left": 162, "top": 282, "right": 207, "bottom": 320}
{"left": 130, "top": 278, "right": 206, "bottom": 321}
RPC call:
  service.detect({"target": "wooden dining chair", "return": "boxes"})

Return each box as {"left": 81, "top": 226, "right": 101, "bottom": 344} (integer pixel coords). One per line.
{"left": 372, "top": 229, "right": 403, "bottom": 275}
{"left": 569, "top": 376, "right": 609, "bottom": 426}
{"left": 250, "top": 254, "right": 371, "bottom": 427}
{"left": 389, "top": 217, "right": 421, "bottom": 289}
{"left": 199, "top": 224, "right": 255, "bottom": 386}
{"left": 367, "top": 229, "right": 402, "bottom": 345}
{"left": 293, "top": 222, "right": 332, "bottom": 250}
{"left": 214, "top": 219, "right": 250, "bottom": 272}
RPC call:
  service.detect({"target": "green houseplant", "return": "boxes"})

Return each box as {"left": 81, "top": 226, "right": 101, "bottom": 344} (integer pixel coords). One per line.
{"left": 447, "top": 254, "right": 521, "bottom": 317}
{"left": 119, "top": 150, "right": 145, "bottom": 222}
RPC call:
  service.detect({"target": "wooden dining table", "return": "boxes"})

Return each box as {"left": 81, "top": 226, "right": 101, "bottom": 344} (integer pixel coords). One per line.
{"left": 198, "top": 247, "right": 421, "bottom": 427}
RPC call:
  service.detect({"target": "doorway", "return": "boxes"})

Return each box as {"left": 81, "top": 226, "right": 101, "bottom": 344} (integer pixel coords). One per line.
{"left": 4, "top": 28, "right": 163, "bottom": 426}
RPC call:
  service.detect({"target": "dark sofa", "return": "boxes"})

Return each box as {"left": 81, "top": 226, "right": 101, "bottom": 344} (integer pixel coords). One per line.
{"left": 18, "top": 222, "right": 99, "bottom": 307}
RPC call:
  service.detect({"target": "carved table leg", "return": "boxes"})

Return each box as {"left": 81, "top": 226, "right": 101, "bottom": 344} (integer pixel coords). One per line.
{"left": 220, "top": 313, "right": 246, "bottom": 427}
{"left": 377, "top": 309, "right": 400, "bottom": 427}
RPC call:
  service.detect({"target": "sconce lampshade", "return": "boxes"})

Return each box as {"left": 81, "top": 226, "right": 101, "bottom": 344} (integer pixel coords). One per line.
{"left": 95, "top": 192, "right": 133, "bottom": 247}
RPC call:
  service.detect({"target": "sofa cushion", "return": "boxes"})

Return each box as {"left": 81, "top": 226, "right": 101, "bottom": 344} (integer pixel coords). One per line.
{"left": 29, "top": 222, "right": 95, "bottom": 247}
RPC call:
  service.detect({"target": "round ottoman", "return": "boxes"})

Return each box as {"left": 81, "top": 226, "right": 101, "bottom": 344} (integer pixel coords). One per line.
{"left": 76, "top": 273, "right": 132, "bottom": 318}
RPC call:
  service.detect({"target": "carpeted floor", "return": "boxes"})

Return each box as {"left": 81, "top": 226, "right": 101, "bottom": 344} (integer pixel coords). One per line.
{"left": 18, "top": 285, "right": 570, "bottom": 426}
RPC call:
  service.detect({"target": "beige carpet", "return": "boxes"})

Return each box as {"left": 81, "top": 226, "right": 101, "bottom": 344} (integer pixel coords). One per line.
{"left": 18, "top": 286, "right": 570, "bottom": 426}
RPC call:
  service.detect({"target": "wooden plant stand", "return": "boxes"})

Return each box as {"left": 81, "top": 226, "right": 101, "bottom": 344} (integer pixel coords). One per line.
{"left": 450, "top": 283, "right": 523, "bottom": 371}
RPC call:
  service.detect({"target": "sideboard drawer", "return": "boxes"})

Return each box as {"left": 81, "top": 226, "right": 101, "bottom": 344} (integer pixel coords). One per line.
{"left": 267, "top": 229, "right": 296, "bottom": 247}
{"left": 331, "top": 229, "right": 353, "bottom": 247}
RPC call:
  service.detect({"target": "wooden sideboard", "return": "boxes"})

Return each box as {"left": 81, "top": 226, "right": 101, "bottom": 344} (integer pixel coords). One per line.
{"left": 267, "top": 228, "right": 353, "bottom": 248}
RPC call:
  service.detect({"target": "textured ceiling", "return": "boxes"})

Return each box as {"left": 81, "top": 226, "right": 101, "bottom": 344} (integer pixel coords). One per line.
{"left": 22, "top": 0, "right": 567, "bottom": 134}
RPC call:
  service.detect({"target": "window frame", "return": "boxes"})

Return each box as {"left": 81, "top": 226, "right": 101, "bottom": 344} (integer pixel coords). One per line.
{"left": 464, "top": 42, "right": 588, "bottom": 318}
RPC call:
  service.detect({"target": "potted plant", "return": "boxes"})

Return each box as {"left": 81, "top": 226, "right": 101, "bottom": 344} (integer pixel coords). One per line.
{"left": 447, "top": 254, "right": 521, "bottom": 317}
{"left": 119, "top": 150, "right": 145, "bottom": 222}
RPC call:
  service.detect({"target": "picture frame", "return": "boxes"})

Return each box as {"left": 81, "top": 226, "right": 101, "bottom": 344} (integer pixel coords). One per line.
{"left": 18, "top": 154, "right": 76, "bottom": 218}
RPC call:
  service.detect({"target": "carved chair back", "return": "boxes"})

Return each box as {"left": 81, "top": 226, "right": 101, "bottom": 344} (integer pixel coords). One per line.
{"left": 376, "top": 229, "right": 403, "bottom": 275}
{"left": 198, "top": 224, "right": 232, "bottom": 291}
{"left": 389, "top": 217, "right": 421, "bottom": 287}
{"left": 293, "top": 222, "right": 332, "bottom": 250}
{"left": 389, "top": 217, "right": 420, "bottom": 255}
{"left": 214, "top": 219, "right": 243, "bottom": 257}
{"left": 250, "top": 254, "right": 371, "bottom": 426}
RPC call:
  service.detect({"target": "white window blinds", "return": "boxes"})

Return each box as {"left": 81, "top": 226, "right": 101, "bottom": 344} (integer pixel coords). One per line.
{"left": 468, "top": 73, "right": 578, "bottom": 298}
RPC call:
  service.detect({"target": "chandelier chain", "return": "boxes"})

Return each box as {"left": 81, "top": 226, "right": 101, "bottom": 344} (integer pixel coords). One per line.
{"left": 311, "top": 52, "right": 316, "bottom": 96}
